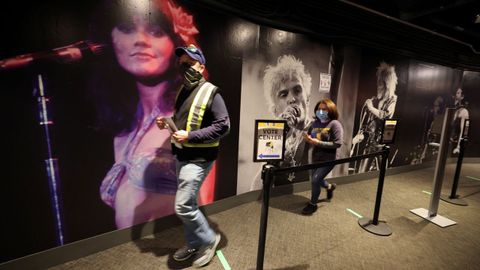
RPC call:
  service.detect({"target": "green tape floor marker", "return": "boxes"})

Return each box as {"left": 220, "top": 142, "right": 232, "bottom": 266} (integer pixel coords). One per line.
{"left": 346, "top": 208, "right": 363, "bottom": 218}
{"left": 422, "top": 190, "right": 432, "bottom": 195}
{"left": 466, "top": 176, "right": 480, "bottom": 181}
{"left": 216, "top": 250, "right": 231, "bottom": 270}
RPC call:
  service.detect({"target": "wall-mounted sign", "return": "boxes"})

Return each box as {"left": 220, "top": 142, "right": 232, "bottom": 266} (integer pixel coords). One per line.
{"left": 319, "top": 72, "right": 331, "bottom": 92}
{"left": 253, "top": 120, "right": 287, "bottom": 162}
{"left": 381, "top": 119, "right": 398, "bottom": 144}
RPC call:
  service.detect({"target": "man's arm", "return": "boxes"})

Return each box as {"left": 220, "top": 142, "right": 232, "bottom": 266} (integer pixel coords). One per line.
{"left": 187, "top": 93, "right": 230, "bottom": 143}
{"left": 453, "top": 108, "right": 470, "bottom": 153}
{"left": 366, "top": 96, "right": 397, "bottom": 119}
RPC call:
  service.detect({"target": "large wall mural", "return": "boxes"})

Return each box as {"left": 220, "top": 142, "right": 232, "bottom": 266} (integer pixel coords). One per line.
{"left": 1, "top": 0, "right": 478, "bottom": 263}
{"left": 237, "top": 29, "right": 333, "bottom": 194}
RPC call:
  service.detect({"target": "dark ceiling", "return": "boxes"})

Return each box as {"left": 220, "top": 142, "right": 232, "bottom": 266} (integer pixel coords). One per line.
{"left": 348, "top": 0, "right": 480, "bottom": 54}
{"left": 192, "top": 0, "right": 480, "bottom": 71}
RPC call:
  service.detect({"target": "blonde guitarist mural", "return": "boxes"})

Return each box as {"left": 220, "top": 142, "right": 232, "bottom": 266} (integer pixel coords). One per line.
{"left": 350, "top": 62, "right": 398, "bottom": 173}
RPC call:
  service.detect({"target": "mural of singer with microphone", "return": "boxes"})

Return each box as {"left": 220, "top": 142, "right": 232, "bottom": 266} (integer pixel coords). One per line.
{"left": 92, "top": 0, "right": 215, "bottom": 229}
{"left": 261, "top": 55, "right": 312, "bottom": 184}
{"left": 350, "top": 62, "right": 398, "bottom": 173}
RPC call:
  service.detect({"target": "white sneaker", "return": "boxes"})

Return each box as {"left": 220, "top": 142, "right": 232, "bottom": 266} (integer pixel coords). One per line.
{"left": 192, "top": 234, "right": 221, "bottom": 268}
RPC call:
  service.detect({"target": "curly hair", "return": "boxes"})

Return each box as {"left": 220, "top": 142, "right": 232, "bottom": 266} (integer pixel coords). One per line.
{"left": 263, "top": 55, "right": 312, "bottom": 115}
{"left": 376, "top": 62, "right": 398, "bottom": 98}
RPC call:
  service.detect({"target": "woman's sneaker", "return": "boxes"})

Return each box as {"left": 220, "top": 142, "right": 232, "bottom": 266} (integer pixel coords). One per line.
{"left": 173, "top": 246, "right": 198, "bottom": 261}
{"left": 327, "top": 183, "right": 337, "bottom": 200}
{"left": 301, "top": 203, "right": 318, "bottom": 215}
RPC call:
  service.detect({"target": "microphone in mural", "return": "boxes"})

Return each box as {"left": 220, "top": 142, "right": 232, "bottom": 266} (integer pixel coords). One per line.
{"left": 0, "top": 42, "right": 107, "bottom": 246}
{"left": 0, "top": 40, "right": 107, "bottom": 70}
{"left": 262, "top": 55, "right": 312, "bottom": 183}
{"left": 350, "top": 62, "right": 398, "bottom": 173}
{"left": 236, "top": 34, "right": 339, "bottom": 194}
{"left": 0, "top": 41, "right": 108, "bottom": 247}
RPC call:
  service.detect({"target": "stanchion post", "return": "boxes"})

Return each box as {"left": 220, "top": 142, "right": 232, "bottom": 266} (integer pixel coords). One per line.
{"left": 450, "top": 138, "right": 465, "bottom": 198}
{"left": 440, "top": 136, "right": 468, "bottom": 206}
{"left": 256, "top": 163, "right": 275, "bottom": 270}
{"left": 372, "top": 146, "right": 390, "bottom": 225}
{"left": 358, "top": 146, "right": 392, "bottom": 236}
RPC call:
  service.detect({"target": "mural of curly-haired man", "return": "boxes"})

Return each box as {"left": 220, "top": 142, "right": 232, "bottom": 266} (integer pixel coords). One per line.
{"left": 263, "top": 55, "right": 312, "bottom": 182}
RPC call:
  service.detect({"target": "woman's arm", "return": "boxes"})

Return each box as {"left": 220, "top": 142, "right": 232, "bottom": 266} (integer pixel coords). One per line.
{"left": 304, "top": 120, "right": 343, "bottom": 149}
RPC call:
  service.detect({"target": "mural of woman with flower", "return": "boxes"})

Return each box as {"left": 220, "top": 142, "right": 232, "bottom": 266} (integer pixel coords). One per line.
{"left": 91, "top": 0, "right": 215, "bottom": 229}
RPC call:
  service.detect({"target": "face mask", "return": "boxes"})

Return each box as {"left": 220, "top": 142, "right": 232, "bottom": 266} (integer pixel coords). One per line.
{"left": 316, "top": 110, "right": 329, "bottom": 121}
{"left": 182, "top": 65, "right": 203, "bottom": 89}
{"left": 179, "top": 62, "right": 190, "bottom": 74}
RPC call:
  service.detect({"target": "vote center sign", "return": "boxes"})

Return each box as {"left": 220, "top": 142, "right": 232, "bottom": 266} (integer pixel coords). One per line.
{"left": 253, "top": 120, "right": 287, "bottom": 162}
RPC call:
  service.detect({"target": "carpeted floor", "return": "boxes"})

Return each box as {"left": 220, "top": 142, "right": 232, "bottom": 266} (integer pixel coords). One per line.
{"left": 50, "top": 163, "right": 480, "bottom": 270}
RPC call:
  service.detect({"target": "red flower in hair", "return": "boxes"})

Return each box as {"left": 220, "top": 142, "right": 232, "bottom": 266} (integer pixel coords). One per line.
{"left": 166, "top": 1, "right": 199, "bottom": 44}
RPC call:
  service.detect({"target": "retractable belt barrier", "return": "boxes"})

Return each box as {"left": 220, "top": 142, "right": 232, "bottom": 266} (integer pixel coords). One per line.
{"left": 256, "top": 146, "right": 391, "bottom": 270}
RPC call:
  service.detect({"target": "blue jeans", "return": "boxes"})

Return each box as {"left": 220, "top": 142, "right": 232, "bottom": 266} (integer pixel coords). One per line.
{"left": 175, "top": 160, "right": 215, "bottom": 248}
{"left": 310, "top": 165, "right": 334, "bottom": 204}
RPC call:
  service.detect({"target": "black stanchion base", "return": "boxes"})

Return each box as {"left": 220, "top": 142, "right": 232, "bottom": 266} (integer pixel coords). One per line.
{"left": 358, "top": 217, "right": 392, "bottom": 236}
{"left": 440, "top": 194, "right": 468, "bottom": 206}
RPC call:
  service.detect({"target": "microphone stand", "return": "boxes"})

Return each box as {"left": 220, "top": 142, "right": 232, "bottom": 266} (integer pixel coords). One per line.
{"left": 33, "top": 73, "right": 65, "bottom": 245}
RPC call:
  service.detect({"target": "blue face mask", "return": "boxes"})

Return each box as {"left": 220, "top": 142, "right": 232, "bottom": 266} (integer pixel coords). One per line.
{"left": 316, "top": 110, "right": 329, "bottom": 121}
